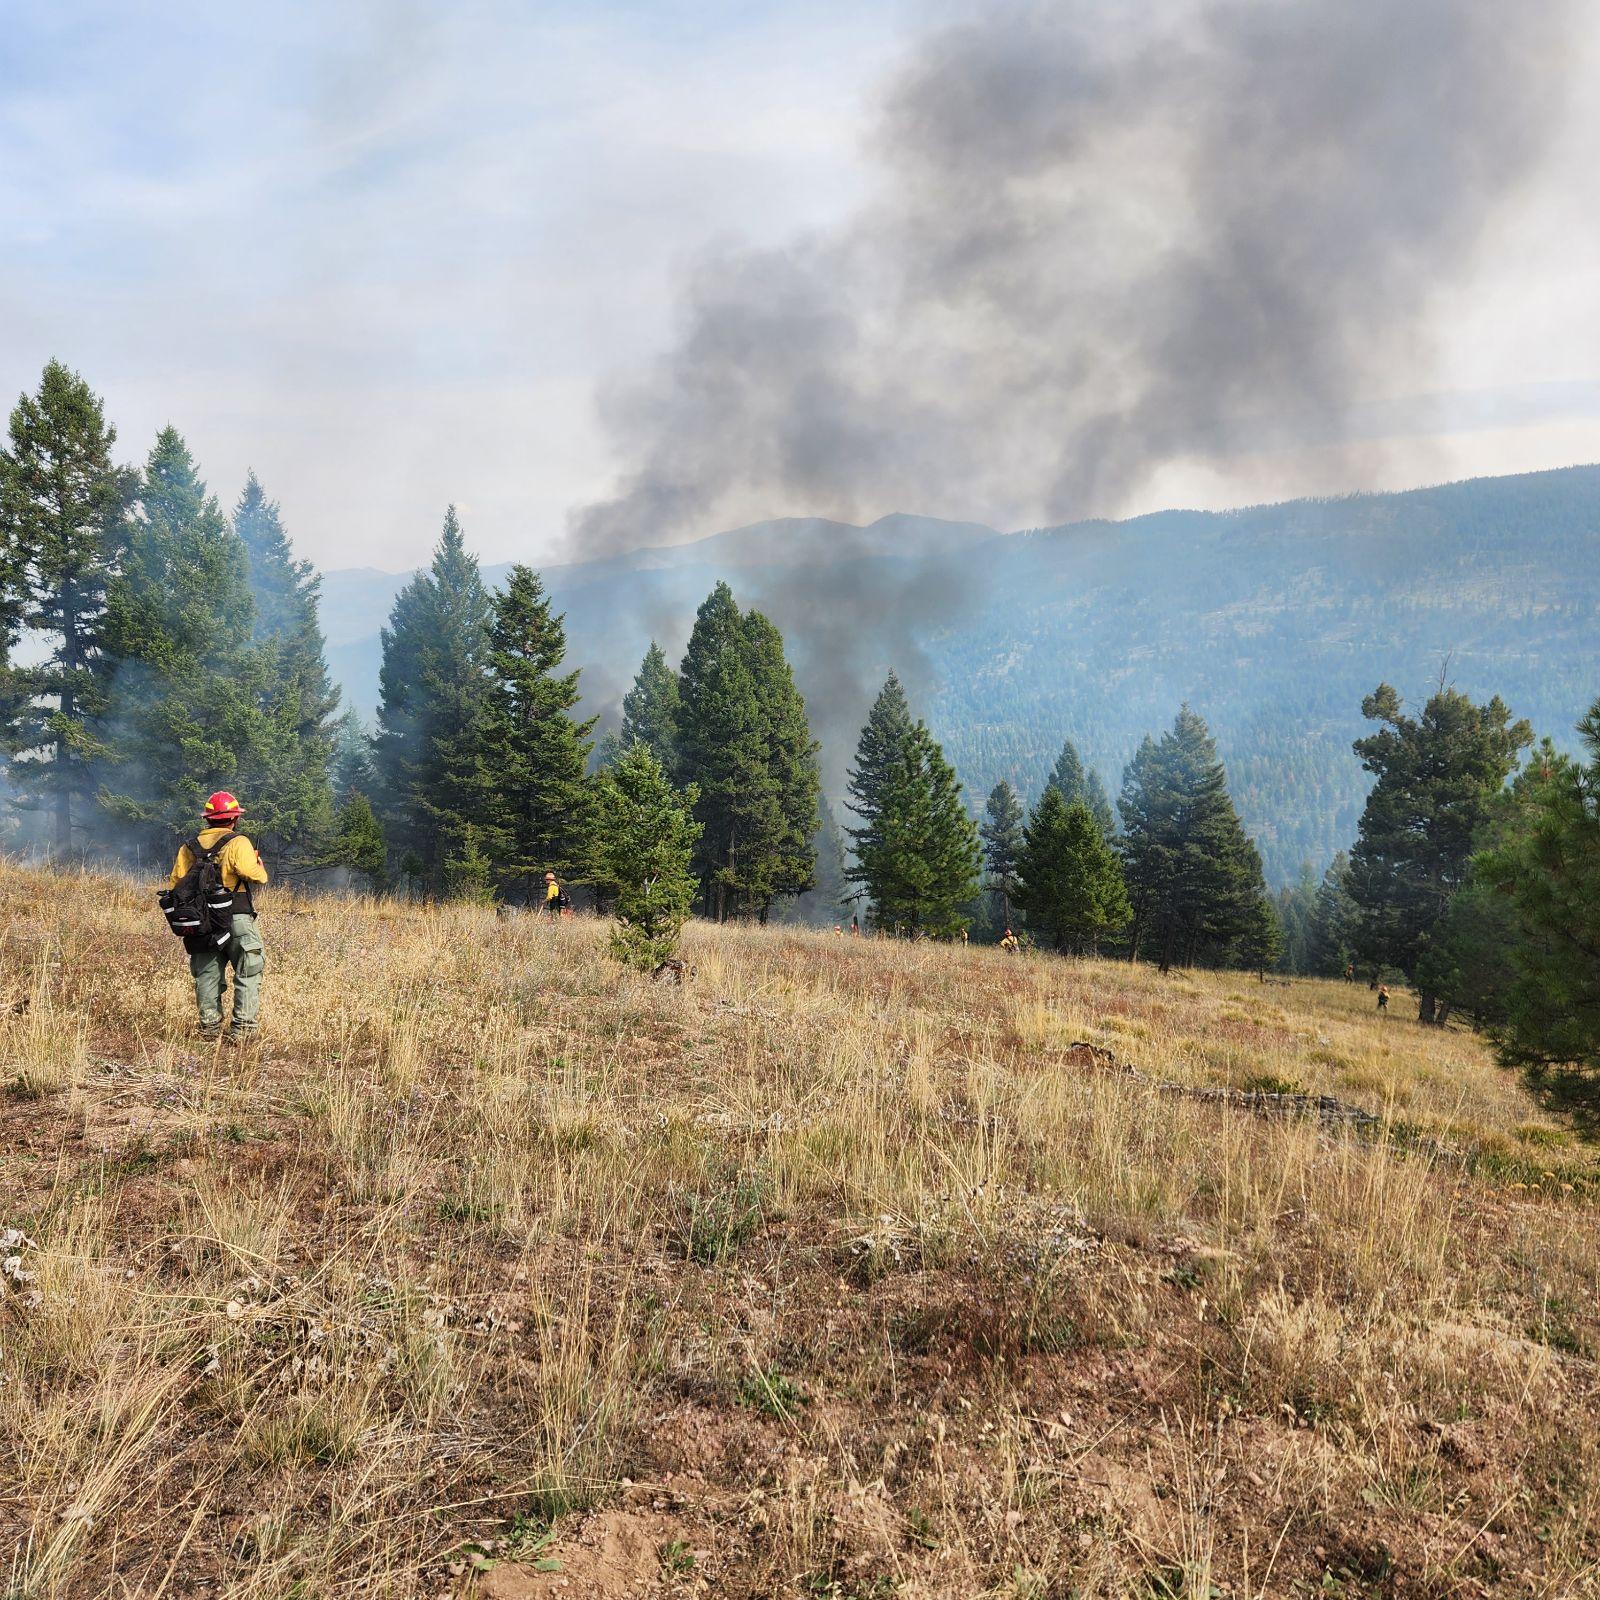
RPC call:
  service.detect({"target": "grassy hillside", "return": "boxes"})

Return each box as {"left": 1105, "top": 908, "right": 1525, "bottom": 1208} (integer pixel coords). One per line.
{"left": 2, "top": 864, "right": 1598, "bottom": 1597}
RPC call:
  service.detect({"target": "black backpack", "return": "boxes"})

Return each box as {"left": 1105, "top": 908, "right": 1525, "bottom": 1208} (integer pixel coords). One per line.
{"left": 158, "top": 835, "right": 237, "bottom": 948}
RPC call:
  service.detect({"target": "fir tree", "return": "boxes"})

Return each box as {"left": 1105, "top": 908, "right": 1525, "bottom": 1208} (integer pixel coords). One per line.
{"left": 373, "top": 507, "right": 497, "bottom": 892}
{"left": 484, "top": 564, "right": 595, "bottom": 899}
{"left": 1349, "top": 682, "right": 1531, "bottom": 1020}
{"left": 844, "top": 671, "right": 913, "bottom": 896}
{"left": 593, "top": 743, "right": 701, "bottom": 971}
{"left": 1274, "top": 863, "right": 1319, "bottom": 974}
{"left": 97, "top": 429, "right": 264, "bottom": 850}
{"left": 1237, "top": 893, "right": 1284, "bottom": 981}
{"left": 1046, "top": 737, "right": 1116, "bottom": 836}
{"left": 332, "top": 706, "right": 378, "bottom": 805}
{"left": 980, "top": 779, "right": 1025, "bottom": 930}
{"left": 675, "top": 582, "right": 805, "bottom": 920}
{"left": 0, "top": 361, "right": 133, "bottom": 852}
{"left": 740, "top": 609, "right": 819, "bottom": 917}
{"left": 332, "top": 792, "right": 387, "bottom": 893}
{"left": 848, "top": 679, "right": 979, "bottom": 936}
{"left": 1466, "top": 720, "right": 1600, "bottom": 1082}
{"left": 1118, "top": 707, "right": 1271, "bottom": 971}
{"left": 1015, "top": 787, "right": 1130, "bottom": 954}
{"left": 620, "top": 641, "right": 680, "bottom": 771}
{"left": 1084, "top": 769, "right": 1116, "bottom": 838}
{"left": 232, "top": 473, "right": 340, "bottom": 867}
{"left": 1306, "top": 851, "right": 1358, "bottom": 976}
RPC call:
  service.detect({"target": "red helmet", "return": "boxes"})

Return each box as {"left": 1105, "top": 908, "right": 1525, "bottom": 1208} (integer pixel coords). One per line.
{"left": 204, "top": 791, "right": 243, "bottom": 822}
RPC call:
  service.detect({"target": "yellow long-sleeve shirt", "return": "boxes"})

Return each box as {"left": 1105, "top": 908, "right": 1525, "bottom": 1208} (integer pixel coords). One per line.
{"left": 168, "top": 827, "right": 269, "bottom": 893}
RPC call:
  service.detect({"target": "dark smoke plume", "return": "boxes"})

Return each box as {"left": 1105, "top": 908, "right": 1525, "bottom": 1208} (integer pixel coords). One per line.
{"left": 571, "top": 0, "right": 1578, "bottom": 552}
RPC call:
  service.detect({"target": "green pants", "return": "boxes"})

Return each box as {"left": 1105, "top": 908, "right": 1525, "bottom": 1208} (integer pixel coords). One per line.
{"left": 189, "top": 914, "right": 265, "bottom": 1033}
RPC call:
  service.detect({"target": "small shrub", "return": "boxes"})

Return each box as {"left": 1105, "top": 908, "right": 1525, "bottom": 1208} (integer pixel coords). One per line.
{"left": 1241, "top": 1071, "right": 1306, "bottom": 1096}
{"left": 737, "top": 1366, "right": 807, "bottom": 1422}
{"left": 673, "top": 1172, "right": 768, "bottom": 1264}
{"left": 659, "top": 1538, "right": 696, "bottom": 1576}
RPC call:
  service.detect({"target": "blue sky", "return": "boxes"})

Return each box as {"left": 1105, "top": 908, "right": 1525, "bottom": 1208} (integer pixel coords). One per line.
{"left": 2, "top": 1, "right": 1596, "bottom": 570}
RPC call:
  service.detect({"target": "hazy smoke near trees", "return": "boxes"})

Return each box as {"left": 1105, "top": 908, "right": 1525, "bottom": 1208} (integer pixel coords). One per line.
{"left": 571, "top": 0, "right": 1579, "bottom": 555}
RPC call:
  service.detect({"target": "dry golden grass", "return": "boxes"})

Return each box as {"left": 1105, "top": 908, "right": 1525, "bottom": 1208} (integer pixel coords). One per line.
{"left": 1, "top": 861, "right": 1597, "bottom": 1599}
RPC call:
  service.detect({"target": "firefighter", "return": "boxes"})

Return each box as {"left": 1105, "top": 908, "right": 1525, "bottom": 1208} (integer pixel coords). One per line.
{"left": 1376, "top": 983, "right": 1390, "bottom": 1012}
{"left": 542, "top": 870, "right": 573, "bottom": 918}
{"left": 999, "top": 928, "right": 1019, "bottom": 952}
{"left": 168, "top": 792, "right": 268, "bottom": 1042}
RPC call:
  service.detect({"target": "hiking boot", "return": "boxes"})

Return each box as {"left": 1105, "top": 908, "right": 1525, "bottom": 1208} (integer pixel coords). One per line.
{"left": 199, "top": 1022, "right": 222, "bottom": 1042}
{"left": 225, "top": 1026, "right": 257, "bottom": 1048}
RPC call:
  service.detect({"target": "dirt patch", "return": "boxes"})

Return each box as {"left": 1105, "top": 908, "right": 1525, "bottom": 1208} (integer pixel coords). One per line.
{"left": 480, "top": 1509, "right": 696, "bottom": 1599}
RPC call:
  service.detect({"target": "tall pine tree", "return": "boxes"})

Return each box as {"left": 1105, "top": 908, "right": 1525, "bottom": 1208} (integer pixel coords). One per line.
{"left": 374, "top": 507, "right": 497, "bottom": 894}
{"left": 0, "top": 361, "right": 133, "bottom": 852}
{"left": 844, "top": 672, "right": 913, "bottom": 893}
{"left": 1045, "top": 737, "right": 1116, "bottom": 837}
{"left": 620, "top": 641, "right": 680, "bottom": 771}
{"left": 1016, "top": 787, "right": 1130, "bottom": 954}
{"left": 980, "top": 779, "right": 1025, "bottom": 930}
{"left": 483, "top": 564, "right": 595, "bottom": 899}
{"left": 97, "top": 428, "right": 264, "bottom": 852}
{"left": 847, "top": 675, "right": 979, "bottom": 936}
{"left": 1348, "top": 683, "right": 1530, "bottom": 1020}
{"left": 1274, "top": 863, "right": 1319, "bottom": 975}
{"left": 675, "top": 583, "right": 814, "bottom": 919}
{"left": 740, "top": 608, "right": 819, "bottom": 918}
{"left": 1118, "top": 707, "right": 1271, "bottom": 971}
{"left": 1306, "top": 852, "right": 1358, "bottom": 976}
{"left": 1474, "top": 706, "right": 1600, "bottom": 1088}
{"left": 232, "top": 473, "right": 340, "bottom": 867}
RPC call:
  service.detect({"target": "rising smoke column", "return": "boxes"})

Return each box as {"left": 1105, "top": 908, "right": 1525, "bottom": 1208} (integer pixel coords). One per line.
{"left": 572, "top": 0, "right": 1580, "bottom": 552}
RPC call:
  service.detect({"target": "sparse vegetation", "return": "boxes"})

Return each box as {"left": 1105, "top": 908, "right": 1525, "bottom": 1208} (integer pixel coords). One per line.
{"left": 2, "top": 860, "right": 1599, "bottom": 1596}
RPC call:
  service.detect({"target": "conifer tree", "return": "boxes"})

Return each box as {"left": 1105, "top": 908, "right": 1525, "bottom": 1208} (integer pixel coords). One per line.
{"left": 1046, "top": 737, "right": 1116, "bottom": 836}
{"left": 1015, "top": 787, "right": 1130, "bottom": 953}
{"left": 1274, "top": 864, "right": 1318, "bottom": 974}
{"left": 1349, "top": 682, "right": 1531, "bottom": 1020}
{"left": 1237, "top": 892, "right": 1284, "bottom": 981}
{"left": 0, "top": 493, "right": 22, "bottom": 755}
{"left": 1473, "top": 707, "right": 1600, "bottom": 1085}
{"left": 373, "top": 507, "right": 497, "bottom": 892}
{"left": 620, "top": 641, "right": 680, "bottom": 770}
{"left": 740, "top": 609, "right": 819, "bottom": 917}
{"left": 1084, "top": 769, "right": 1116, "bottom": 838}
{"left": 847, "top": 677, "right": 979, "bottom": 936}
{"left": 332, "top": 706, "right": 378, "bottom": 805}
{"left": 1118, "top": 707, "right": 1271, "bottom": 971}
{"left": 812, "top": 794, "right": 851, "bottom": 925}
{"left": 97, "top": 428, "right": 264, "bottom": 850}
{"left": 675, "top": 583, "right": 813, "bottom": 919}
{"left": 844, "top": 671, "right": 913, "bottom": 889}
{"left": 0, "top": 361, "right": 133, "bottom": 851}
{"left": 1306, "top": 851, "right": 1358, "bottom": 976}
{"left": 333, "top": 792, "right": 388, "bottom": 893}
{"left": 593, "top": 743, "right": 701, "bottom": 971}
{"left": 232, "top": 473, "right": 340, "bottom": 866}
{"left": 980, "top": 779, "right": 1025, "bottom": 929}
{"left": 483, "top": 564, "right": 595, "bottom": 898}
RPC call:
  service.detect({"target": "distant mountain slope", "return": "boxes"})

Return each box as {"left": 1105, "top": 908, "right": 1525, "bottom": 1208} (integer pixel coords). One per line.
{"left": 320, "top": 467, "right": 1600, "bottom": 885}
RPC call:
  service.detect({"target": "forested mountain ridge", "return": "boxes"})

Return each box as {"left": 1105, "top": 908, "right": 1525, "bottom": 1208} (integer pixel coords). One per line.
{"left": 323, "top": 465, "right": 1600, "bottom": 885}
